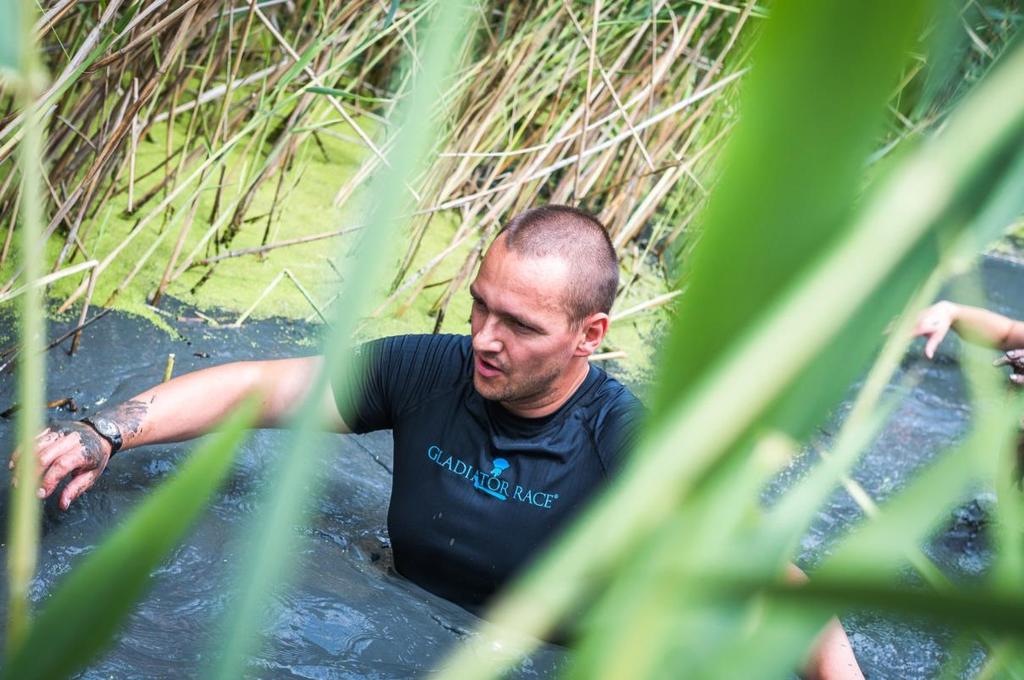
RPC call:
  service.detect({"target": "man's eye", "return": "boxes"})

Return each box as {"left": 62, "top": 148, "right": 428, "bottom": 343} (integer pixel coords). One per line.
{"left": 512, "top": 320, "right": 535, "bottom": 333}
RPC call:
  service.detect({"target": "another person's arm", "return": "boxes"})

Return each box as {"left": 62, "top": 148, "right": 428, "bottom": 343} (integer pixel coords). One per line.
{"left": 913, "top": 301, "right": 1024, "bottom": 358}
{"left": 787, "top": 564, "right": 864, "bottom": 680}
{"left": 12, "top": 357, "right": 345, "bottom": 510}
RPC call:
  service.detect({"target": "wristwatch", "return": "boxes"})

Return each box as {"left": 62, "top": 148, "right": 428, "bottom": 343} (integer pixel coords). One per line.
{"left": 80, "top": 416, "right": 123, "bottom": 455}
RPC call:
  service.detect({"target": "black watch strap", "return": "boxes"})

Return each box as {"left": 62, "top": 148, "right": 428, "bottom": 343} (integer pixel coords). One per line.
{"left": 80, "top": 417, "right": 123, "bottom": 455}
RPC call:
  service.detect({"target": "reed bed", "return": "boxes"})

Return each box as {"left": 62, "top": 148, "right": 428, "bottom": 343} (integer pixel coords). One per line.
{"left": 0, "top": 0, "right": 758, "bottom": 333}
{"left": 1, "top": 1, "right": 1015, "bottom": 342}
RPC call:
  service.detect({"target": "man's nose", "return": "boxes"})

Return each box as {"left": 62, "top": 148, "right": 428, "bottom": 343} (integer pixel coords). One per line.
{"left": 472, "top": 315, "right": 503, "bottom": 354}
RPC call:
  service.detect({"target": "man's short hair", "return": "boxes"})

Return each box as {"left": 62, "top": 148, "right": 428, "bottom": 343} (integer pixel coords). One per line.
{"left": 497, "top": 205, "right": 619, "bottom": 323}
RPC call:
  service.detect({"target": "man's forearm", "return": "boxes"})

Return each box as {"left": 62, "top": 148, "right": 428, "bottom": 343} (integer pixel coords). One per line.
{"left": 24, "top": 356, "right": 336, "bottom": 509}
{"left": 100, "top": 361, "right": 265, "bottom": 453}
{"left": 89, "top": 355, "right": 340, "bottom": 453}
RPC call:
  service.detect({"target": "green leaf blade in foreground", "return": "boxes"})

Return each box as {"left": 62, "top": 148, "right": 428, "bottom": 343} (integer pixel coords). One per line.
{"left": 554, "top": 1, "right": 935, "bottom": 676}
{"left": 652, "top": 0, "right": 930, "bottom": 423}
{"left": 0, "top": 1, "right": 19, "bottom": 71}
{"left": 1, "top": 399, "right": 259, "bottom": 680}
{"left": 434, "top": 18, "right": 1024, "bottom": 680}
{"left": 6, "top": 0, "right": 46, "bottom": 657}
{"left": 210, "top": 2, "right": 473, "bottom": 678}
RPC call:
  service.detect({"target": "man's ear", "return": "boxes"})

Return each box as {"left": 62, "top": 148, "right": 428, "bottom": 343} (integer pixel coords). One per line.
{"left": 574, "top": 313, "right": 609, "bottom": 356}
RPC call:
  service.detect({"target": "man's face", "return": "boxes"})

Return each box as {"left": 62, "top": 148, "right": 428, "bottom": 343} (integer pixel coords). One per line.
{"left": 469, "top": 236, "right": 583, "bottom": 409}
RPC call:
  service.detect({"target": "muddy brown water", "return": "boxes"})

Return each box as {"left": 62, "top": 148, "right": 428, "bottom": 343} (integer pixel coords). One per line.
{"left": 1, "top": 254, "right": 1021, "bottom": 678}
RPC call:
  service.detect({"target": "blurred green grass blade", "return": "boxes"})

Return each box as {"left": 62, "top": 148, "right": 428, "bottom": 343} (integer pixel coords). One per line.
{"left": 760, "top": 272, "right": 944, "bottom": 550}
{"left": 936, "top": 634, "right": 981, "bottom": 680}
{"left": 435, "top": 24, "right": 1024, "bottom": 680}
{"left": 5, "top": 0, "right": 45, "bottom": 657}
{"left": 819, "top": 305, "right": 1021, "bottom": 580}
{"left": 651, "top": 0, "right": 931, "bottom": 422}
{"left": 385, "top": 0, "right": 400, "bottom": 27}
{"left": 0, "top": 1, "right": 19, "bottom": 71}
{"left": 758, "top": 575, "right": 1024, "bottom": 636}
{"left": 956, "top": 144, "right": 1024, "bottom": 254}
{"left": 695, "top": 37, "right": 1024, "bottom": 575}
{"left": 692, "top": 599, "right": 835, "bottom": 680}
{"left": 568, "top": 434, "right": 796, "bottom": 679}
{"left": 1, "top": 399, "right": 259, "bottom": 680}
{"left": 979, "top": 642, "right": 1024, "bottom": 680}
{"left": 820, "top": 391, "right": 1019, "bottom": 578}
{"left": 914, "top": 0, "right": 972, "bottom": 119}
{"left": 584, "top": 272, "right": 947, "bottom": 680}
{"left": 210, "top": 3, "right": 473, "bottom": 678}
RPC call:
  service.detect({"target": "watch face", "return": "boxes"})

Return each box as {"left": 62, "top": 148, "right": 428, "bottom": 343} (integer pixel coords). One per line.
{"left": 92, "top": 417, "right": 120, "bottom": 440}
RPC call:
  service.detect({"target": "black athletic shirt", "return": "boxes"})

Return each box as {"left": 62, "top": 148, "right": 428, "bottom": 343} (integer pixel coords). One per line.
{"left": 332, "top": 334, "right": 643, "bottom": 613}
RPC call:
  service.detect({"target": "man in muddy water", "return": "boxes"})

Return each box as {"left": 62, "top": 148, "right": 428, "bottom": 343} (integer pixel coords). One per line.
{"left": 16, "top": 205, "right": 864, "bottom": 679}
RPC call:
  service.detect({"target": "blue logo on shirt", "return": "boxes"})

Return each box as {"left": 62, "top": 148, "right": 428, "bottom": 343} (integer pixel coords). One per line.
{"left": 474, "top": 458, "right": 510, "bottom": 500}
{"left": 426, "top": 445, "right": 560, "bottom": 509}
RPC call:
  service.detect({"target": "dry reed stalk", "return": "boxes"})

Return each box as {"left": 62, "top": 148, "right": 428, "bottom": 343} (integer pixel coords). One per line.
{"left": 232, "top": 268, "right": 327, "bottom": 327}
{"left": 196, "top": 223, "right": 365, "bottom": 267}
{"left": 0, "top": 184, "right": 22, "bottom": 268}
{"left": 68, "top": 263, "right": 98, "bottom": 355}
{"left": 563, "top": 0, "right": 655, "bottom": 174}
{"left": 51, "top": 3, "right": 199, "bottom": 273}
{"left": 590, "top": 350, "right": 627, "bottom": 362}
{"left": 611, "top": 289, "right": 683, "bottom": 323}
{"left": 373, "top": 225, "right": 479, "bottom": 318}
{"left": 253, "top": 5, "right": 422, "bottom": 202}
{"left": 214, "top": 0, "right": 259, "bottom": 145}
{"left": 429, "top": 233, "right": 486, "bottom": 334}
{"left": 57, "top": 131, "right": 238, "bottom": 312}
{"left": 0, "top": 259, "right": 97, "bottom": 305}
{"left": 151, "top": 179, "right": 207, "bottom": 306}
{"left": 416, "top": 69, "right": 744, "bottom": 217}
{"left": 34, "top": 0, "right": 77, "bottom": 36}
{"left": 162, "top": 353, "right": 175, "bottom": 382}
{"left": 572, "top": 0, "right": 599, "bottom": 202}
{"left": 102, "top": 226, "right": 175, "bottom": 309}
{"left": 170, "top": 193, "right": 246, "bottom": 281}
{"left": 127, "top": 78, "right": 139, "bottom": 213}
{"left": 613, "top": 125, "right": 730, "bottom": 248}
{"left": 0, "top": 0, "right": 128, "bottom": 158}
{"left": 92, "top": 0, "right": 204, "bottom": 70}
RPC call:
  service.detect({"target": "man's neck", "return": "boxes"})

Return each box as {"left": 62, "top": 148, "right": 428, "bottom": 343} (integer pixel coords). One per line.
{"left": 500, "top": 359, "right": 591, "bottom": 419}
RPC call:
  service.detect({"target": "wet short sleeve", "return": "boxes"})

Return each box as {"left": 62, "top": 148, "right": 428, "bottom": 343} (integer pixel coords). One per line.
{"left": 331, "top": 334, "right": 471, "bottom": 434}
{"left": 592, "top": 386, "right": 645, "bottom": 474}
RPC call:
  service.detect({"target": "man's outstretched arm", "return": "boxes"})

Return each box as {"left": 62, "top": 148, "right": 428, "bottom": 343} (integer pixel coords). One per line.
{"left": 11, "top": 356, "right": 347, "bottom": 510}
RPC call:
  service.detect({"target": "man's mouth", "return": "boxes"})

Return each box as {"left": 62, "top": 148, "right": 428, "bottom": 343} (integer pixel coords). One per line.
{"left": 474, "top": 354, "right": 504, "bottom": 378}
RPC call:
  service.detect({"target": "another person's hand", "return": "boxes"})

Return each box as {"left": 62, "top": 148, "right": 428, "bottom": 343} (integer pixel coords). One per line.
{"left": 913, "top": 301, "right": 959, "bottom": 359}
{"left": 8, "top": 419, "right": 112, "bottom": 510}
{"left": 995, "top": 349, "right": 1024, "bottom": 387}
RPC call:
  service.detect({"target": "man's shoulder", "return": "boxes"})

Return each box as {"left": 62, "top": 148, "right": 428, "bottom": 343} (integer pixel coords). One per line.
{"left": 335, "top": 334, "right": 473, "bottom": 433}
{"left": 359, "top": 333, "right": 472, "bottom": 367}
{"left": 579, "top": 366, "right": 645, "bottom": 472}
{"left": 586, "top": 365, "right": 644, "bottom": 415}
{"left": 363, "top": 333, "right": 474, "bottom": 396}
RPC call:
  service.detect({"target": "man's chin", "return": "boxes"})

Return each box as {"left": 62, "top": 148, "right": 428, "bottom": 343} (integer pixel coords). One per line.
{"left": 473, "top": 373, "right": 507, "bottom": 401}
